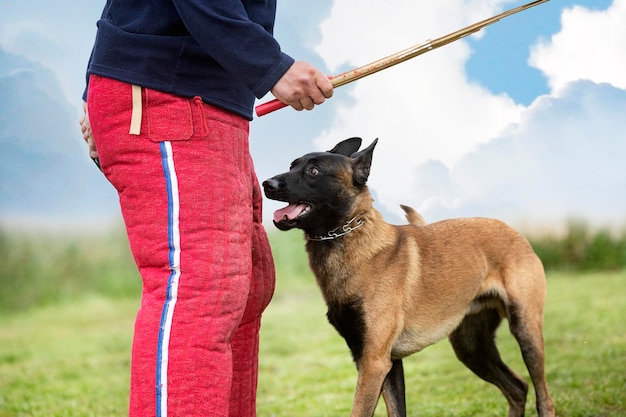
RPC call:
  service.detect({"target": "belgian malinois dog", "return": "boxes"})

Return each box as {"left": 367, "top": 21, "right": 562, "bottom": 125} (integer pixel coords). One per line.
{"left": 262, "top": 137, "right": 555, "bottom": 417}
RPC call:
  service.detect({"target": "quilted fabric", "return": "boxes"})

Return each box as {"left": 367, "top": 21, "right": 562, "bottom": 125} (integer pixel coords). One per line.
{"left": 88, "top": 75, "right": 275, "bottom": 417}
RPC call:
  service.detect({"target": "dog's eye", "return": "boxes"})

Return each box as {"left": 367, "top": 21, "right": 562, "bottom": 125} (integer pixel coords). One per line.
{"left": 308, "top": 167, "right": 320, "bottom": 176}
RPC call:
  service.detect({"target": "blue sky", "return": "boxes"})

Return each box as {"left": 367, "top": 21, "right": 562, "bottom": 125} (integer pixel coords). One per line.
{"left": 1, "top": 0, "right": 625, "bottom": 233}
{"left": 466, "top": 0, "right": 613, "bottom": 104}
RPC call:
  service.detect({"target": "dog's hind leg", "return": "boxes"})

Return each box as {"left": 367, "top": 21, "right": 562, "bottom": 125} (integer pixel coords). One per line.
{"left": 381, "top": 359, "right": 406, "bottom": 417}
{"left": 507, "top": 304, "right": 555, "bottom": 417}
{"left": 449, "top": 308, "right": 529, "bottom": 417}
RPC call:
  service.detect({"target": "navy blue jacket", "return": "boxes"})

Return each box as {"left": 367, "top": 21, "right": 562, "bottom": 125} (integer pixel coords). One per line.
{"left": 85, "top": 0, "right": 294, "bottom": 120}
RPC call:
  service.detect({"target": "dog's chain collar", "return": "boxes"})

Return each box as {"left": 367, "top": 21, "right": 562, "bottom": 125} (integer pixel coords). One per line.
{"left": 306, "top": 214, "right": 366, "bottom": 241}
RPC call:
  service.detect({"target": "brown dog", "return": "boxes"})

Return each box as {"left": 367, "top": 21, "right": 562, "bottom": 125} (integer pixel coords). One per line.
{"left": 263, "top": 137, "right": 555, "bottom": 417}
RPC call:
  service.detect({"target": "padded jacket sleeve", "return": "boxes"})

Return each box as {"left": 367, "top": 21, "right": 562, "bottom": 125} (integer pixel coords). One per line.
{"left": 172, "top": 0, "right": 294, "bottom": 98}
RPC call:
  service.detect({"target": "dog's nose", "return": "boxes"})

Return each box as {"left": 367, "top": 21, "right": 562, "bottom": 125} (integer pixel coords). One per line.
{"left": 262, "top": 178, "right": 282, "bottom": 193}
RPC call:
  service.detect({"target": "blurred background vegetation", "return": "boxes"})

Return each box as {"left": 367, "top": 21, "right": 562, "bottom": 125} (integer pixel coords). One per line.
{"left": 1, "top": 220, "right": 625, "bottom": 315}
{"left": 0, "top": 226, "right": 139, "bottom": 314}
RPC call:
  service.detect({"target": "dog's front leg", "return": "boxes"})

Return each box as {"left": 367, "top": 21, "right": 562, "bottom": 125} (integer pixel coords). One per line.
{"left": 381, "top": 359, "right": 406, "bottom": 417}
{"left": 350, "top": 358, "right": 392, "bottom": 417}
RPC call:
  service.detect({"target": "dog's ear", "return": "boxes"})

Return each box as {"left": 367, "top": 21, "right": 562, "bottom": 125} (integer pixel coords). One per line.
{"left": 328, "top": 137, "right": 362, "bottom": 156}
{"left": 351, "top": 138, "right": 378, "bottom": 186}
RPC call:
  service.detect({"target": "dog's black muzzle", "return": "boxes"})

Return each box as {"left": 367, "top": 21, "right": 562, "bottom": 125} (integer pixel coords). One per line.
{"left": 262, "top": 177, "right": 285, "bottom": 201}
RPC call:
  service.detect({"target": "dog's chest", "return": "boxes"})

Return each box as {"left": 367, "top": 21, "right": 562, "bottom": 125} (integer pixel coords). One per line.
{"left": 326, "top": 298, "right": 366, "bottom": 362}
{"left": 391, "top": 317, "right": 463, "bottom": 359}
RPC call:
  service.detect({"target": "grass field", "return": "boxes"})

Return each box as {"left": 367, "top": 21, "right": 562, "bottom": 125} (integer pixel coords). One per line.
{"left": 259, "top": 270, "right": 625, "bottom": 417}
{"left": 0, "top": 231, "right": 625, "bottom": 416}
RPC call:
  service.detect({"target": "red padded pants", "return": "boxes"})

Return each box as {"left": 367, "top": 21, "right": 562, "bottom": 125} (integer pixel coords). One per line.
{"left": 87, "top": 75, "right": 275, "bottom": 417}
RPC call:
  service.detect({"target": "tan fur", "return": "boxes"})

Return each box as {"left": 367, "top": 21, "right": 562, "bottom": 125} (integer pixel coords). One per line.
{"left": 264, "top": 138, "right": 554, "bottom": 417}
{"left": 400, "top": 204, "right": 426, "bottom": 226}
{"left": 306, "top": 187, "right": 555, "bottom": 417}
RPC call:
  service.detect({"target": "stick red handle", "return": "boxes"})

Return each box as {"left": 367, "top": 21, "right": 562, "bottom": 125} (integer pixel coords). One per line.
{"left": 255, "top": 99, "right": 287, "bottom": 117}
{"left": 255, "top": 74, "right": 335, "bottom": 117}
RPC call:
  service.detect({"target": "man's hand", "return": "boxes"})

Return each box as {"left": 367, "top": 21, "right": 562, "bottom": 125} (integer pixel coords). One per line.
{"left": 79, "top": 101, "right": 98, "bottom": 160}
{"left": 270, "top": 61, "right": 333, "bottom": 111}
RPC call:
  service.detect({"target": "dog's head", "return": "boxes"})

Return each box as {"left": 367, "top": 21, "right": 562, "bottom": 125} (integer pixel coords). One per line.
{"left": 263, "top": 137, "right": 378, "bottom": 234}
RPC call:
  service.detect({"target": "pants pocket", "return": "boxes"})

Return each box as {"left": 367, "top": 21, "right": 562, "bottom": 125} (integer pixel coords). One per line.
{"left": 145, "top": 88, "right": 194, "bottom": 142}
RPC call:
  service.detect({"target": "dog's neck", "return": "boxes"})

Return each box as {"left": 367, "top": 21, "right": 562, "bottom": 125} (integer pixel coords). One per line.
{"left": 304, "top": 206, "right": 394, "bottom": 305}
{"left": 305, "top": 213, "right": 366, "bottom": 241}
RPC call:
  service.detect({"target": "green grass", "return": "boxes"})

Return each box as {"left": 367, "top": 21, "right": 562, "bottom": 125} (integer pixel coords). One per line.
{"left": 0, "top": 229, "right": 625, "bottom": 416}
{"left": 257, "top": 269, "right": 626, "bottom": 417}
{"left": 0, "top": 297, "right": 136, "bottom": 416}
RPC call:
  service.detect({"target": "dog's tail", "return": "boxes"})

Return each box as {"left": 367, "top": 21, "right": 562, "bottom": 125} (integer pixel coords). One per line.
{"left": 400, "top": 204, "right": 426, "bottom": 226}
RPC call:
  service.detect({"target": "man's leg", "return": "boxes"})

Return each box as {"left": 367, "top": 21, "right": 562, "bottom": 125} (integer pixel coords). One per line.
{"left": 229, "top": 172, "right": 276, "bottom": 417}
{"left": 88, "top": 76, "right": 272, "bottom": 416}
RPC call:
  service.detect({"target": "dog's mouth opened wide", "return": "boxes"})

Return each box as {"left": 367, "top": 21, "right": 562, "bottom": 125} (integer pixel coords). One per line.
{"left": 273, "top": 203, "right": 311, "bottom": 223}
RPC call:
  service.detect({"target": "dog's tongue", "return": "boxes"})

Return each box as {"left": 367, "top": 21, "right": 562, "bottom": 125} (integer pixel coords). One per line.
{"left": 273, "top": 203, "right": 306, "bottom": 223}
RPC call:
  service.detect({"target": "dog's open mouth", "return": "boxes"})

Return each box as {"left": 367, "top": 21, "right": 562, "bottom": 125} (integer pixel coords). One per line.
{"left": 273, "top": 203, "right": 311, "bottom": 223}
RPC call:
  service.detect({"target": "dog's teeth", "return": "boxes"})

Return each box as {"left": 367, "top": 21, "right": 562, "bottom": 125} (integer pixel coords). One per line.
{"left": 298, "top": 205, "right": 311, "bottom": 217}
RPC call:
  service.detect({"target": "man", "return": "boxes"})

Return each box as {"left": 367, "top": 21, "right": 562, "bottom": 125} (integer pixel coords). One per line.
{"left": 80, "top": 1, "right": 332, "bottom": 416}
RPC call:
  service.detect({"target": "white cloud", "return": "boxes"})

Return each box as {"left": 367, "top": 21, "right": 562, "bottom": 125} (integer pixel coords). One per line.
{"left": 312, "top": 1, "right": 524, "bottom": 213}
{"left": 529, "top": 0, "right": 626, "bottom": 93}
{"left": 313, "top": 0, "right": 625, "bottom": 229}
{"left": 411, "top": 81, "right": 626, "bottom": 227}
{"left": 314, "top": 0, "right": 522, "bottom": 206}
